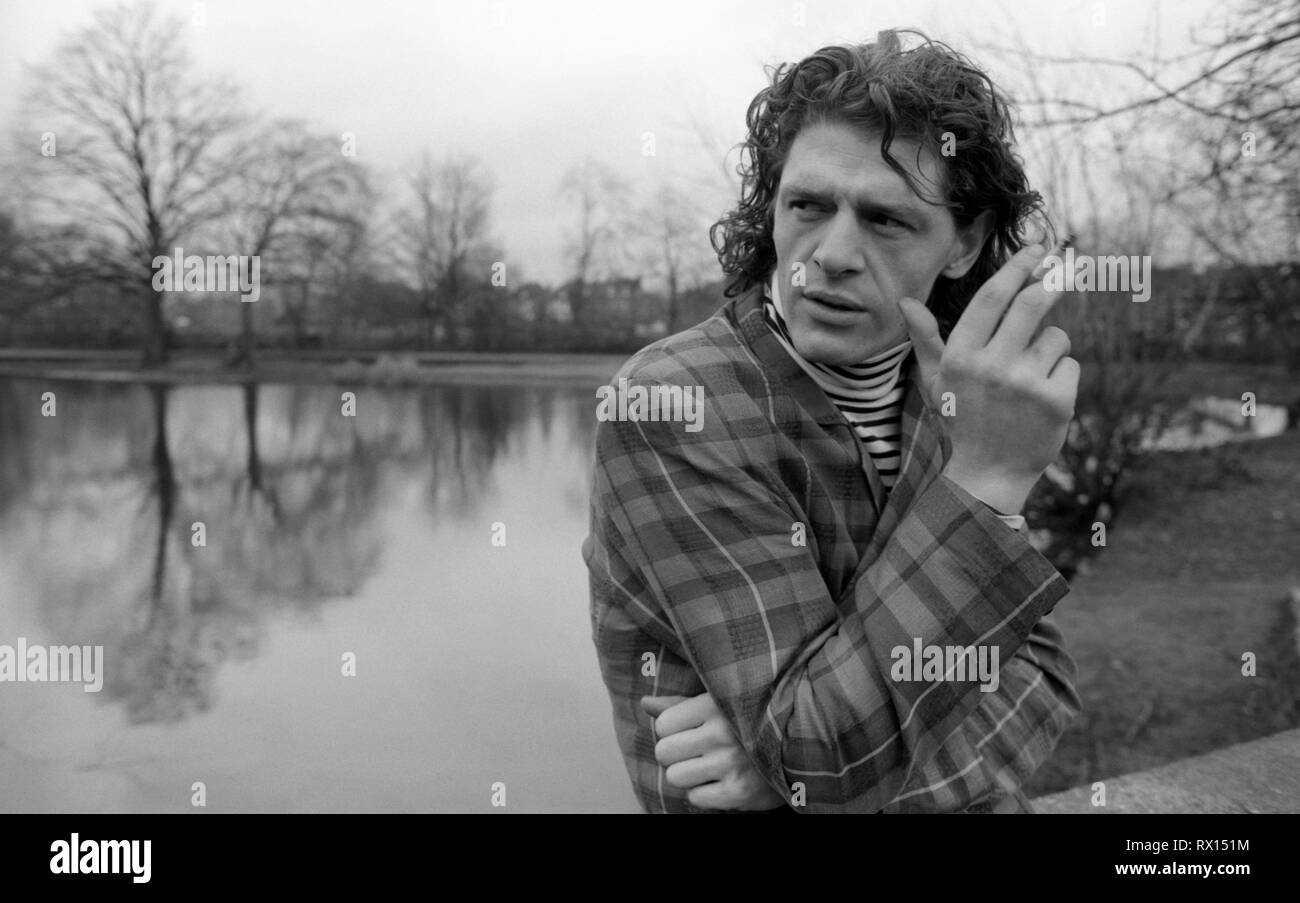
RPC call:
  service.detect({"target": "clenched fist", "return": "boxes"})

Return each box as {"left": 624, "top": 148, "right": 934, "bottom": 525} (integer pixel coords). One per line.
{"left": 641, "top": 693, "right": 786, "bottom": 811}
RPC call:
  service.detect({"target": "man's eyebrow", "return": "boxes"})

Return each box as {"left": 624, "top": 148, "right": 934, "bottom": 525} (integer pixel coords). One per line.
{"left": 779, "top": 178, "right": 930, "bottom": 219}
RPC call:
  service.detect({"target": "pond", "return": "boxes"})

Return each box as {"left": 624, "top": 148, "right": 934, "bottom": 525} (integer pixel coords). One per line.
{"left": 0, "top": 377, "right": 638, "bottom": 813}
{"left": 1, "top": 374, "right": 1286, "bottom": 813}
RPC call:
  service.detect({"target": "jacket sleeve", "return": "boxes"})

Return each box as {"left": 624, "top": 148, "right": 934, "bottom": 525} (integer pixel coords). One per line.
{"left": 591, "top": 377, "right": 1072, "bottom": 813}
{"left": 881, "top": 612, "right": 1081, "bottom": 811}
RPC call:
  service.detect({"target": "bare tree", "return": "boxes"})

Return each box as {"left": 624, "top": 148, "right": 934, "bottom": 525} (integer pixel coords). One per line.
{"left": 308, "top": 187, "right": 379, "bottom": 344}
{"left": 19, "top": 0, "right": 251, "bottom": 365}
{"left": 395, "top": 153, "right": 496, "bottom": 348}
{"left": 224, "top": 120, "right": 371, "bottom": 364}
{"left": 558, "top": 156, "right": 631, "bottom": 323}
{"left": 637, "top": 180, "right": 714, "bottom": 333}
{"left": 1018, "top": 1, "right": 1299, "bottom": 137}
{"left": 991, "top": 0, "right": 1298, "bottom": 252}
{"left": 990, "top": 0, "right": 1299, "bottom": 362}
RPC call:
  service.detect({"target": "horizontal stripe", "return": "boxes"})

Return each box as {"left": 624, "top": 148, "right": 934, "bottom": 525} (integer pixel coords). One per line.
{"left": 764, "top": 276, "right": 908, "bottom": 489}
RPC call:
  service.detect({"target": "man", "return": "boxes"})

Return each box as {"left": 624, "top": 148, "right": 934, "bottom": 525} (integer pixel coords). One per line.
{"left": 583, "top": 29, "right": 1081, "bottom": 813}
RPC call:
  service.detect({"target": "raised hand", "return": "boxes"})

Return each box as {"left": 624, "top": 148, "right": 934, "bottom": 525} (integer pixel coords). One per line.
{"left": 897, "top": 242, "right": 1079, "bottom": 515}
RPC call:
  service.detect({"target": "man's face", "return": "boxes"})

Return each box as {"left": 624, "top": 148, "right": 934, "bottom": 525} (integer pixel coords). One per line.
{"left": 772, "top": 120, "right": 982, "bottom": 366}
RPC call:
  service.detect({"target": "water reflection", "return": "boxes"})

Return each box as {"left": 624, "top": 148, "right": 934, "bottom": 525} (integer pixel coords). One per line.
{"left": 0, "top": 377, "right": 634, "bottom": 812}
{"left": 1144, "top": 395, "right": 1288, "bottom": 451}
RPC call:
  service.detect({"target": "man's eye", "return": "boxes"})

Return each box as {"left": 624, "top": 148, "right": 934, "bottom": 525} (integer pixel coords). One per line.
{"left": 790, "top": 200, "right": 823, "bottom": 213}
{"left": 869, "top": 213, "right": 909, "bottom": 230}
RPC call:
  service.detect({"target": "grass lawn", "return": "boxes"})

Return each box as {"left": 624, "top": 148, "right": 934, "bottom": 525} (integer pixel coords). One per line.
{"left": 1027, "top": 428, "right": 1300, "bottom": 795}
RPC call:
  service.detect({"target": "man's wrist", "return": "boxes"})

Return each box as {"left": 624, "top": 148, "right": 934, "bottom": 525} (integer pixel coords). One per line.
{"left": 940, "top": 461, "right": 1031, "bottom": 516}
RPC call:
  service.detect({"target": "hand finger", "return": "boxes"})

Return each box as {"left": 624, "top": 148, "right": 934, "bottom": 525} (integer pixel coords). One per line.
{"left": 987, "top": 282, "right": 1061, "bottom": 353}
{"left": 984, "top": 237, "right": 1072, "bottom": 341}
{"left": 948, "top": 243, "right": 1046, "bottom": 349}
{"left": 685, "top": 781, "right": 744, "bottom": 810}
{"left": 664, "top": 749, "right": 730, "bottom": 789}
{"left": 654, "top": 725, "right": 711, "bottom": 767}
{"left": 1029, "top": 237, "right": 1069, "bottom": 281}
{"left": 640, "top": 695, "right": 689, "bottom": 719}
{"left": 1047, "top": 355, "right": 1081, "bottom": 397}
{"left": 650, "top": 692, "right": 716, "bottom": 738}
{"left": 1024, "top": 325, "right": 1072, "bottom": 374}
{"left": 1044, "top": 355, "right": 1081, "bottom": 421}
{"left": 897, "top": 297, "right": 943, "bottom": 395}
{"left": 686, "top": 779, "right": 786, "bottom": 811}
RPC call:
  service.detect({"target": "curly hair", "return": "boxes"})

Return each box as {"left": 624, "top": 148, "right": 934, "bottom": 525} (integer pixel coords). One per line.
{"left": 710, "top": 28, "right": 1049, "bottom": 338}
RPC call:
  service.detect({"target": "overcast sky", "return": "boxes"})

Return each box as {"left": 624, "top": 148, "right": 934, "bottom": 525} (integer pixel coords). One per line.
{"left": 0, "top": 0, "right": 1218, "bottom": 284}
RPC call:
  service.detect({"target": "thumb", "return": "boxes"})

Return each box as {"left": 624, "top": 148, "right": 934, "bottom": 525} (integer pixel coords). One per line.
{"left": 897, "top": 297, "right": 944, "bottom": 390}
{"left": 640, "top": 695, "right": 689, "bottom": 718}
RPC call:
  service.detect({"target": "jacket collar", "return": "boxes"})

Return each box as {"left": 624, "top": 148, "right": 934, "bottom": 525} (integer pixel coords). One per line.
{"left": 728, "top": 283, "right": 950, "bottom": 523}
{"left": 731, "top": 283, "right": 845, "bottom": 428}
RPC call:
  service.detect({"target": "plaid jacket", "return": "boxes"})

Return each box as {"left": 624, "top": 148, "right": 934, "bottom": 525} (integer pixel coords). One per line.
{"left": 583, "top": 285, "right": 1080, "bottom": 813}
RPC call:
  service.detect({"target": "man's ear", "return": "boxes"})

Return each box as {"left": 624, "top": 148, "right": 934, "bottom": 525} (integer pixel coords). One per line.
{"left": 941, "top": 209, "right": 995, "bottom": 279}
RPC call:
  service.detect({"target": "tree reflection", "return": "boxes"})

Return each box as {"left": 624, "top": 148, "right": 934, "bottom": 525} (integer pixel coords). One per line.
{"left": 0, "top": 377, "right": 557, "bottom": 725}
{"left": 148, "top": 384, "right": 175, "bottom": 607}
{"left": 0, "top": 379, "right": 32, "bottom": 512}
{"left": 423, "top": 385, "right": 526, "bottom": 516}
{"left": 113, "top": 384, "right": 252, "bottom": 723}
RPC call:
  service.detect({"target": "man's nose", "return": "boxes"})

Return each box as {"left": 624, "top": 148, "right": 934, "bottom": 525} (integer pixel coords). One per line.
{"left": 812, "top": 210, "right": 866, "bottom": 278}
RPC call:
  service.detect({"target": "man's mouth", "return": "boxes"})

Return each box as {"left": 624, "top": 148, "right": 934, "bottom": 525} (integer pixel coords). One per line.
{"left": 802, "top": 289, "right": 867, "bottom": 313}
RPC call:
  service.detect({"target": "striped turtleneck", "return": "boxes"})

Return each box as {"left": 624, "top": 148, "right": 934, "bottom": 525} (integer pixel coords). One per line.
{"left": 761, "top": 274, "right": 1029, "bottom": 530}
{"left": 762, "top": 274, "right": 912, "bottom": 489}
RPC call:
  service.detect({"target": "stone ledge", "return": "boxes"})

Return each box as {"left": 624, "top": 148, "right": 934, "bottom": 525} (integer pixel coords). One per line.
{"left": 1032, "top": 726, "right": 1300, "bottom": 813}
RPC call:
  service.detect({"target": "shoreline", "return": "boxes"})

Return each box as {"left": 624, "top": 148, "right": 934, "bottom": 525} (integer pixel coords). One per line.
{"left": 0, "top": 350, "right": 629, "bottom": 387}
{"left": 0, "top": 350, "right": 1293, "bottom": 400}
